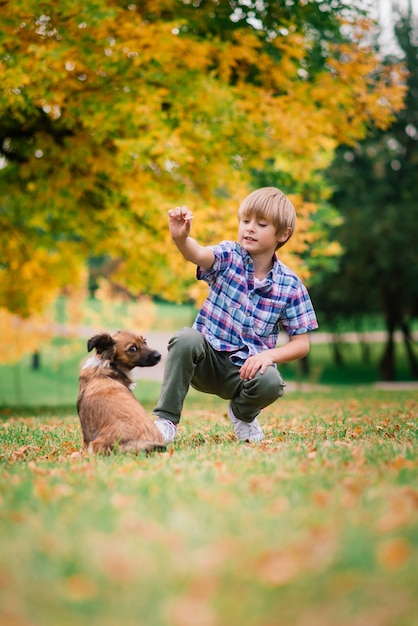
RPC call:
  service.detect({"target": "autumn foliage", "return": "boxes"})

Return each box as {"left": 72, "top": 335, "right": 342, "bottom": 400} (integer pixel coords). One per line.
{"left": 0, "top": 2, "right": 407, "bottom": 334}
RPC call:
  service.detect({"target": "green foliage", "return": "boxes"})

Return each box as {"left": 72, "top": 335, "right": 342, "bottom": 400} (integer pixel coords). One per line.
{"left": 313, "top": 8, "right": 418, "bottom": 380}
{"left": 0, "top": 390, "right": 417, "bottom": 626}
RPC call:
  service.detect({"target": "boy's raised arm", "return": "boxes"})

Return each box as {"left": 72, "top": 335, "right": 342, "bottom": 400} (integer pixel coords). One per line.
{"left": 168, "top": 206, "right": 215, "bottom": 270}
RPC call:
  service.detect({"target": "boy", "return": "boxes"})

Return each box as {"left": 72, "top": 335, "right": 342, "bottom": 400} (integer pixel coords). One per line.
{"left": 153, "top": 187, "right": 318, "bottom": 443}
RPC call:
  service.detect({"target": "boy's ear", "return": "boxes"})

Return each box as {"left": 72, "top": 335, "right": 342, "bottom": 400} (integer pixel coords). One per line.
{"left": 277, "top": 227, "right": 292, "bottom": 243}
{"left": 275, "top": 227, "right": 293, "bottom": 250}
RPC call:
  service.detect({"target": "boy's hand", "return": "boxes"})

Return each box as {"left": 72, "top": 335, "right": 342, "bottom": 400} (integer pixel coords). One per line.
{"left": 168, "top": 205, "right": 214, "bottom": 269}
{"left": 239, "top": 351, "right": 275, "bottom": 380}
{"left": 168, "top": 205, "right": 194, "bottom": 240}
{"left": 240, "top": 335, "right": 310, "bottom": 380}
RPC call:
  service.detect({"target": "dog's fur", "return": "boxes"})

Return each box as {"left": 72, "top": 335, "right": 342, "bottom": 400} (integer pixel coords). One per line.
{"left": 77, "top": 330, "right": 166, "bottom": 455}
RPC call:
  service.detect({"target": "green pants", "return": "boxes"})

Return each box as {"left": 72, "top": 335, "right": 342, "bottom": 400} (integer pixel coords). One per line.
{"left": 153, "top": 327, "right": 285, "bottom": 425}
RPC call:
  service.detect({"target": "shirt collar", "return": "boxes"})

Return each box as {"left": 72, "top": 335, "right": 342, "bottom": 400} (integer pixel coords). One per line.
{"left": 241, "top": 247, "right": 277, "bottom": 291}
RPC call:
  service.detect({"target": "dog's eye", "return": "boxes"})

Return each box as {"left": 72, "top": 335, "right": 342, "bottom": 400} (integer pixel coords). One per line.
{"left": 128, "top": 346, "right": 138, "bottom": 352}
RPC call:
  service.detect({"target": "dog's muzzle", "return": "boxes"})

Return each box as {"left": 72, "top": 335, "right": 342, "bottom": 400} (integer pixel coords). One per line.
{"left": 142, "top": 350, "right": 161, "bottom": 367}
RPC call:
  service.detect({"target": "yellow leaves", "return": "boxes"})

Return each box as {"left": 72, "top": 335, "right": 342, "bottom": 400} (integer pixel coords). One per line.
{"left": 313, "top": 241, "right": 342, "bottom": 258}
{"left": 0, "top": 245, "right": 85, "bottom": 318}
{"left": 0, "top": 3, "right": 410, "bottom": 316}
{"left": 83, "top": 290, "right": 157, "bottom": 332}
{"left": 214, "top": 30, "right": 261, "bottom": 84}
{"left": 262, "top": 33, "right": 306, "bottom": 88}
{"left": 363, "top": 65, "right": 408, "bottom": 131}
{"left": 116, "top": 18, "right": 212, "bottom": 75}
{"left": 317, "top": 30, "right": 407, "bottom": 141}
{"left": 0, "top": 281, "right": 89, "bottom": 364}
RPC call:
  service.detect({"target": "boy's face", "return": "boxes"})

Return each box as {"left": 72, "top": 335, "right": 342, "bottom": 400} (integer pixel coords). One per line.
{"left": 238, "top": 215, "right": 288, "bottom": 256}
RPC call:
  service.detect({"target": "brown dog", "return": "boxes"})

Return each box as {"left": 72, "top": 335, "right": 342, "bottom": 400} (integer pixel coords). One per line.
{"left": 77, "top": 330, "right": 166, "bottom": 454}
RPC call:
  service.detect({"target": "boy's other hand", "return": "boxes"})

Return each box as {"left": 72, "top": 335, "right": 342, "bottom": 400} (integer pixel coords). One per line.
{"left": 168, "top": 206, "right": 194, "bottom": 240}
{"left": 239, "top": 351, "right": 275, "bottom": 380}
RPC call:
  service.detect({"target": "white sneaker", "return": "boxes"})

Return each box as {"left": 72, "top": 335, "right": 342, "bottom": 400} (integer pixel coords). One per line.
{"left": 228, "top": 403, "right": 265, "bottom": 443}
{"left": 154, "top": 418, "right": 177, "bottom": 444}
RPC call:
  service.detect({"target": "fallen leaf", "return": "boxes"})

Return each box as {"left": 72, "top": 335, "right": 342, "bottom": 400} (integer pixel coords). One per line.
{"left": 377, "top": 538, "right": 411, "bottom": 569}
{"left": 65, "top": 574, "right": 98, "bottom": 601}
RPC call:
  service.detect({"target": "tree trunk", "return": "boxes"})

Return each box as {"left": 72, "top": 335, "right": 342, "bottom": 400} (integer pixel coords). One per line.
{"left": 358, "top": 334, "right": 371, "bottom": 364}
{"left": 379, "top": 288, "right": 400, "bottom": 381}
{"left": 331, "top": 334, "right": 345, "bottom": 367}
{"left": 298, "top": 354, "right": 310, "bottom": 376}
{"left": 31, "top": 351, "right": 41, "bottom": 370}
{"left": 379, "top": 323, "right": 396, "bottom": 381}
{"left": 401, "top": 320, "right": 418, "bottom": 378}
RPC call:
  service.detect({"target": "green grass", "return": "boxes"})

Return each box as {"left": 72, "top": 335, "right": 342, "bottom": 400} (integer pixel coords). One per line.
{"left": 0, "top": 389, "right": 417, "bottom": 626}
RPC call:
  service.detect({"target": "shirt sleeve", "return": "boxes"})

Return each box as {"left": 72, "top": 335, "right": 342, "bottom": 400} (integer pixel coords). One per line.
{"left": 280, "top": 281, "right": 318, "bottom": 335}
{"left": 196, "top": 241, "right": 233, "bottom": 284}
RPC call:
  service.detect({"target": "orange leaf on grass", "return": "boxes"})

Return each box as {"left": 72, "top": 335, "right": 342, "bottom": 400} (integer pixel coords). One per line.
{"left": 255, "top": 549, "right": 301, "bottom": 586}
{"left": 64, "top": 574, "right": 98, "bottom": 601}
{"left": 377, "top": 538, "right": 412, "bottom": 569}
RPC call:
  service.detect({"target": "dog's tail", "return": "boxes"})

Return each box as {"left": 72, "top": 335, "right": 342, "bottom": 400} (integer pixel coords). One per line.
{"left": 87, "top": 439, "right": 166, "bottom": 455}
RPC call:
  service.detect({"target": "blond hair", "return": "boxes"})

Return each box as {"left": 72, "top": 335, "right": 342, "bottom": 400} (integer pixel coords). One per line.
{"left": 238, "top": 187, "right": 296, "bottom": 249}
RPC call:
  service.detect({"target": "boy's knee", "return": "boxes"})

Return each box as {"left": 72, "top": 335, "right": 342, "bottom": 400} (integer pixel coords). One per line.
{"left": 168, "top": 327, "right": 206, "bottom": 357}
{"left": 255, "top": 366, "right": 285, "bottom": 402}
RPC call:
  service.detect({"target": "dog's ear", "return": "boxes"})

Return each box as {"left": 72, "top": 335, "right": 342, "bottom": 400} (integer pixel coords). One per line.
{"left": 87, "top": 333, "right": 115, "bottom": 354}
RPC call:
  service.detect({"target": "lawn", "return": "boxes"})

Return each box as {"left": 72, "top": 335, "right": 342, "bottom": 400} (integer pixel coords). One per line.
{"left": 1, "top": 388, "right": 417, "bottom": 626}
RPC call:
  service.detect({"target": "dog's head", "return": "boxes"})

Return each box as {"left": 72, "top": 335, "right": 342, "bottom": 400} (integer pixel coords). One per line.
{"left": 87, "top": 330, "right": 161, "bottom": 370}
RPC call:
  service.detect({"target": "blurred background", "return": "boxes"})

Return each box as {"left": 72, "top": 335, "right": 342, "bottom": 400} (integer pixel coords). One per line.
{"left": 1, "top": 0, "right": 417, "bottom": 407}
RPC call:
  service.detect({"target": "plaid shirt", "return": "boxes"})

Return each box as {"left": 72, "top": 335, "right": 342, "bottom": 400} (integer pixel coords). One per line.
{"left": 193, "top": 241, "right": 318, "bottom": 366}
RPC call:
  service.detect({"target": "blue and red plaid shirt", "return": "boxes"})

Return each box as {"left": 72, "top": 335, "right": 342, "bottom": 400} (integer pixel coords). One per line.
{"left": 193, "top": 241, "right": 318, "bottom": 366}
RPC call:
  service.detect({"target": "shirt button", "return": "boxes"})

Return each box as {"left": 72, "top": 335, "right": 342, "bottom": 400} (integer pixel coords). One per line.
{"left": 246, "top": 312, "right": 251, "bottom": 317}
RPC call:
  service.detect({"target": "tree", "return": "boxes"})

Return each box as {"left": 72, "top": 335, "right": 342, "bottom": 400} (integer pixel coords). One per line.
{"left": 0, "top": 0, "right": 406, "bottom": 329}
{"left": 312, "top": 5, "right": 418, "bottom": 380}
